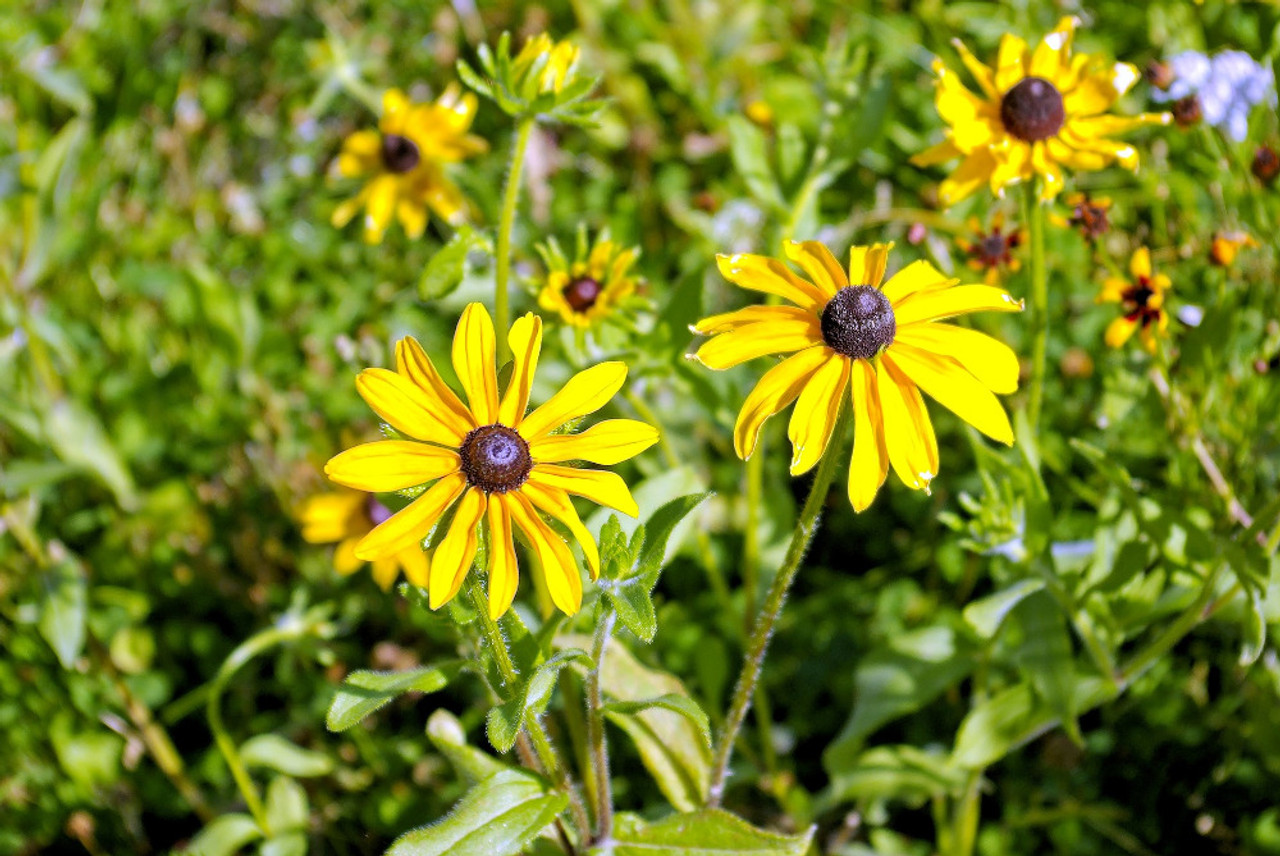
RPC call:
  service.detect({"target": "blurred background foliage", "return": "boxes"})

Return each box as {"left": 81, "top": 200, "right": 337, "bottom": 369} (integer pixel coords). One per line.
{"left": 2, "top": 0, "right": 1279, "bottom": 854}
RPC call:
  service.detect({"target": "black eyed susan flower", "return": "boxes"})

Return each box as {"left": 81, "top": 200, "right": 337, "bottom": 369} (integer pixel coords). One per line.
{"left": 536, "top": 232, "right": 641, "bottom": 328}
{"left": 332, "top": 86, "right": 487, "bottom": 244}
{"left": 956, "top": 213, "right": 1023, "bottom": 285}
{"left": 911, "top": 17, "right": 1170, "bottom": 205}
{"left": 299, "top": 490, "right": 428, "bottom": 591}
{"left": 1097, "top": 247, "right": 1170, "bottom": 353}
{"left": 693, "top": 241, "right": 1023, "bottom": 511}
{"left": 324, "top": 304, "right": 658, "bottom": 618}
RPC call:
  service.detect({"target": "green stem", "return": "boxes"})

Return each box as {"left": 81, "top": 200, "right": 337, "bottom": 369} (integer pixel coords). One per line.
{"left": 465, "top": 580, "right": 590, "bottom": 848}
{"left": 495, "top": 117, "right": 535, "bottom": 364}
{"left": 586, "top": 607, "right": 616, "bottom": 844}
{"left": 1023, "top": 180, "right": 1049, "bottom": 434}
{"left": 707, "top": 402, "right": 848, "bottom": 807}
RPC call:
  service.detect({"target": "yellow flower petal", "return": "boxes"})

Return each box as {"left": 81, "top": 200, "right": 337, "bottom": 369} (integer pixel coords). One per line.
{"left": 499, "top": 313, "right": 543, "bottom": 426}
{"left": 333, "top": 537, "right": 364, "bottom": 576}
{"left": 733, "top": 345, "right": 831, "bottom": 460}
{"left": 787, "top": 353, "right": 851, "bottom": 476}
{"left": 371, "top": 557, "right": 400, "bottom": 591}
{"left": 363, "top": 174, "right": 399, "bottom": 244}
{"left": 382, "top": 88, "right": 410, "bottom": 120}
{"left": 847, "top": 243, "right": 894, "bottom": 289}
{"left": 325, "top": 441, "right": 461, "bottom": 492}
{"left": 894, "top": 324, "right": 1020, "bottom": 394}
{"left": 988, "top": 141, "right": 1032, "bottom": 193}
{"left": 331, "top": 187, "right": 366, "bottom": 229}
{"left": 521, "top": 479, "right": 601, "bottom": 579}
{"left": 882, "top": 260, "right": 957, "bottom": 305}
{"left": 848, "top": 360, "right": 889, "bottom": 512}
{"left": 300, "top": 493, "right": 364, "bottom": 544}
{"left": 877, "top": 358, "right": 938, "bottom": 491}
{"left": 519, "top": 362, "right": 628, "bottom": 440}
{"left": 715, "top": 253, "right": 830, "bottom": 313}
{"left": 938, "top": 149, "right": 999, "bottom": 207}
{"left": 887, "top": 343, "right": 1013, "bottom": 445}
{"left": 486, "top": 496, "right": 520, "bottom": 619}
{"left": 693, "top": 318, "right": 822, "bottom": 370}
{"left": 529, "top": 465, "right": 639, "bottom": 517}
{"left": 694, "top": 304, "right": 816, "bottom": 335}
{"left": 428, "top": 488, "right": 486, "bottom": 610}
{"left": 1029, "top": 17, "right": 1076, "bottom": 80}
{"left": 994, "top": 33, "right": 1029, "bottom": 92}
{"left": 507, "top": 491, "right": 582, "bottom": 616}
{"left": 893, "top": 285, "right": 1024, "bottom": 327}
{"left": 951, "top": 38, "right": 999, "bottom": 98}
{"left": 452, "top": 303, "right": 500, "bottom": 425}
{"left": 1129, "top": 247, "right": 1152, "bottom": 279}
{"left": 397, "top": 198, "right": 427, "bottom": 239}
{"left": 783, "top": 241, "right": 848, "bottom": 297}
{"left": 1105, "top": 315, "right": 1139, "bottom": 349}
{"left": 530, "top": 419, "right": 659, "bottom": 465}
{"left": 911, "top": 138, "right": 964, "bottom": 167}
{"left": 356, "top": 368, "right": 467, "bottom": 445}
{"left": 397, "top": 546, "right": 430, "bottom": 588}
{"left": 355, "top": 472, "right": 467, "bottom": 561}
{"left": 1031, "top": 142, "right": 1065, "bottom": 201}
{"left": 395, "top": 337, "right": 476, "bottom": 438}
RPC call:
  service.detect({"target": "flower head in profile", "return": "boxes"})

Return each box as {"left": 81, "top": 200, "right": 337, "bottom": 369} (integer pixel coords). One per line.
{"left": 692, "top": 241, "right": 1023, "bottom": 511}
{"left": 536, "top": 231, "right": 641, "bottom": 329}
{"left": 332, "top": 86, "right": 487, "bottom": 244}
{"left": 513, "top": 33, "right": 581, "bottom": 96}
{"left": 1209, "top": 230, "right": 1258, "bottom": 267}
{"left": 956, "top": 213, "right": 1022, "bottom": 284}
{"left": 1097, "top": 247, "right": 1170, "bottom": 353}
{"left": 299, "top": 489, "right": 428, "bottom": 591}
{"left": 325, "top": 304, "right": 658, "bottom": 618}
{"left": 912, "top": 17, "right": 1170, "bottom": 204}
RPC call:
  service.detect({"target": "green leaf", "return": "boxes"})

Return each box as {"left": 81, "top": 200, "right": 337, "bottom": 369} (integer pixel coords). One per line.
{"left": 426, "top": 710, "right": 511, "bottom": 786}
{"left": 634, "top": 492, "right": 712, "bottom": 580}
{"left": 962, "top": 578, "right": 1045, "bottom": 639}
{"left": 1014, "top": 591, "right": 1080, "bottom": 745}
{"left": 265, "top": 776, "right": 309, "bottom": 832}
{"left": 727, "top": 115, "right": 785, "bottom": 210}
{"left": 827, "top": 745, "right": 967, "bottom": 808}
{"left": 825, "top": 627, "right": 972, "bottom": 769}
{"left": 326, "top": 665, "right": 456, "bottom": 732}
{"left": 1240, "top": 583, "right": 1267, "bottom": 666}
{"left": 951, "top": 676, "right": 1113, "bottom": 769}
{"left": 240, "top": 735, "right": 334, "bottom": 778}
{"left": 418, "top": 225, "right": 492, "bottom": 300}
{"left": 487, "top": 649, "right": 592, "bottom": 753}
{"left": 602, "top": 693, "right": 712, "bottom": 749}
{"left": 43, "top": 398, "right": 138, "bottom": 510}
{"left": 260, "top": 834, "right": 307, "bottom": 856}
{"left": 608, "top": 809, "right": 814, "bottom": 856}
{"left": 386, "top": 770, "right": 567, "bottom": 856}
{"left": 38, "top": 550, "right": 87, "bottom": 669}
{"left": 180, "top": 814, "right": 263, "bottom": 856}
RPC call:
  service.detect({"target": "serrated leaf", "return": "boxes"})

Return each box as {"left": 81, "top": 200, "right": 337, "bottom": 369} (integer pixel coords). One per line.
{"left": 240, "top": 735, "right": 333, "bottom": 778}
{"left": 180, "top": 814, "right": 263, "bottom": 856}
{"left": 418, "top": 225, "right": 491, "bottom": 300}
{"left": 963, "top": 578, "right": 1045, "bottom": 639}
{"left": 38, "top": 551, "right": 87, "bottom": 669}
{"left": 265, "top": 776, "right": 308, "bottom": 831}
{"left": 487, "top": 649, "right": 592, "bottom": 753}
{"left": 386, "top": 770, "right": 567, "bottom": 856}
{"left": 602, "top": 693, "right": 711, "bottom": 749}
{"left": 426, "top": 710, "right": 511, "bottom": 786}
{"left": 326, "top": 665, "right": 456, "bottom": 732}
{"left": 609, "top": 809, "right": 813, "bottom": 856}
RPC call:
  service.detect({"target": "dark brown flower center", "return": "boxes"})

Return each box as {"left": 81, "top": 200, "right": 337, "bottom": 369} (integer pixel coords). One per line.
{"left": 820, "top": 286, "right": 896, "bottom": 361}
{"left": 381, "top": 133, "right": 421, "bottom": 173}
{"left": 1253, "top": 146, "right": 1280, "bottom": 183}
{"left": 1000, "top": 76, "right": 1065, "bottom": 142}
{"left": 459, "top": 424, "right": 532, "bottom": 493}
{"left": 563, "top": 277, "right": 603, "bottom": 313}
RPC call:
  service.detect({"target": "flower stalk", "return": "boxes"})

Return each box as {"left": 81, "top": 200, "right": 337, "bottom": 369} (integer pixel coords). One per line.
{"left": 495, "top": 117, "right": 536, "bottom": 364}
{"left": 585, "top": 606, "right": 616, "bottom": 844}
{"left": 708, "top": 402, "right": 849, "bottom": 806}
{"left": 1023, "top": 180, "right": 1049, "bottom": 433}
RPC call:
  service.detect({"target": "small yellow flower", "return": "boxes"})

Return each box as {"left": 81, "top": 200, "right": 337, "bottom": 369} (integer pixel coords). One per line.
{"left": 513, "top": 33, "right": 580, "bottom": 95}
{"left": 693, "top": 241, "right": 1023, "bottom": 511}
{"left": 1097, "top": 247, "right": 1170, "bottom": 353}
{"left": 955, "top": 213, "right": 1023, "bottom": 285}
{"left": 912, "top": 17, "right": 1170, "bottom": 205}
{"left": 744, "top": 99, "right": 774, "bottom": 128}
{"left": 299, "top": 489, "right": 429, "bottom": 590}
{"left": 332, "top": 86, "right": 487, "bottom": 244}
{"left": 536, "top": 233, "right": 641, "bottom": 328}
{"left": 1209, "top": 230, "right": 1258, "bottom": 267}
{"left": 325, "top": 304, "right": 658, "bottom": 618}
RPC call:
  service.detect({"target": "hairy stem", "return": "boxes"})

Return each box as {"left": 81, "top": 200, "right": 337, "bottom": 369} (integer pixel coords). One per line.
{"left": 586, "top": 607, "right": 616, "bottom": 843}
{"left": 1023, "top": 180, "right": 1049, "bottom": 434}
{"left": 495, "top": 117, "right": 535, "bottom": 364}
{"left": 707, "top": 403, "right": 848, "bottom": 806}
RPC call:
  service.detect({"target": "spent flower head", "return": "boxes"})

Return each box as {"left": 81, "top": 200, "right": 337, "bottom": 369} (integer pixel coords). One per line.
{"left": 956, "top": 213, "right": 1023, "bottom": 285}
{"left": 912, "top": 17, "right": 1170, "bottom": 204}
{"left": 692, "top": 241, "right": 1022, "bottom": 511}
{"left": 457, "top": 32, "right": 604, "bottom": 125}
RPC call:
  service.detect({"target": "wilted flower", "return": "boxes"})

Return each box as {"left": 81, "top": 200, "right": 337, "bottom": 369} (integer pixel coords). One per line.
{"left": 1154, "top": 50, "right": 1275, "bottom": 141}
{"left": 912, "top": 17, "right": 1169, "bottom": 204}
{"left": 536, "top": 231, "right": 641, "bottom": 329}
{"left": 332, "top": 87, "right": 486, "bottom": 244}
{"left": 1097, "top": 247, "right": 1170, "bottom": 353}
{"left": 1253, "top": 145, "right": 1280, "bottom": 183}
{"left": 956, "top": 213, "right": 1022, "bottom": 284}
{"left": 325, "top": 305, "right": 658, "bottom": 617}
{"left": 692, "top": 241, "right": 1022, "bottom": 511}
{"left": 299, "top": 490, "right": 428, "bottom": 590}
{"left": 1171, "top": 95, "right": 1203, "bottom": 128}
{"left": 1209, "top": 230, "right": 1258, "bottom": 267}
{"left": 1053, "top": 192, "right": 1112, "bottom": 241}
